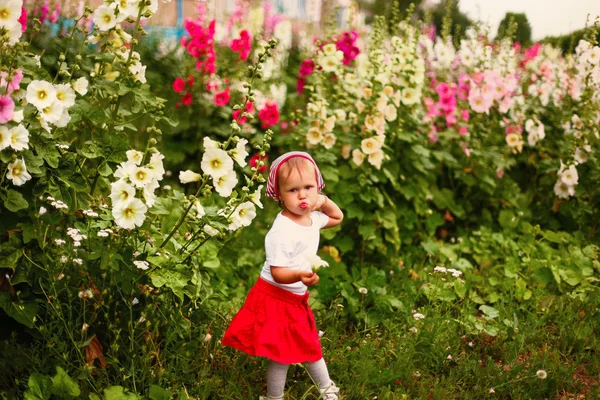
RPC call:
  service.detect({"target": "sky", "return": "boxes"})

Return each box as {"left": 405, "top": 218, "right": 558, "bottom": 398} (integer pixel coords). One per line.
{"left": 454, "top": 0, "right": 600, "bottom": 40}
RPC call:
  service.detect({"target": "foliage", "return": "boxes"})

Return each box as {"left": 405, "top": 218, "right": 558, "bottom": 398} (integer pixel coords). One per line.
{"left": 496, "top": 12, "right": 533, "bottom": 46}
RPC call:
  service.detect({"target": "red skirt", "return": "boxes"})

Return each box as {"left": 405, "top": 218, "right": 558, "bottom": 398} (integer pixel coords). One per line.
{"left": 222, "top": 278, "right": 323, "bottom": 364}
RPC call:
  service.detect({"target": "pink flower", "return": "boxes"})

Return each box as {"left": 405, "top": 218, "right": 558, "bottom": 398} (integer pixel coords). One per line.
{"left": 496, "top": 168, "right": 504, "bottom": 179}
{"left": 50, "top": 3, "right": 60, "bottom": 23}
{"left": 459, "top": 126, "right": 468, "bottom": 135}
{"left": 461, "top": 109, "right": 470, "bottom": 122}
{"left": 258, "top": 101, "right": 279, "bottom": 128}
{"left": 489, "top": 388, "right": 495, "bottom": 394}
{"left": 445, "top": 114, "right": 457, "bottom": 126}
{"left": 230, "top": 30, "right": 252, "bottom": 61}
{"left": 0, "top": 95, "right": 15, "bottom": 124}
{"left": 181, "top": 92, "right": 193, "bottom": 106}
{"left": 172, "top": 77, "right": 186, "bottom": 93}
{"left": 19, "top": 7, "right": 27, "bottom": 32}
{"left": 214, "top": 87, "right": 230, "bottom": 107}
{"left": 296, "top": 78, "right": 306, "bottom": 94}
{"left": 299, "top": 60, "right": 315, "bottom": 77}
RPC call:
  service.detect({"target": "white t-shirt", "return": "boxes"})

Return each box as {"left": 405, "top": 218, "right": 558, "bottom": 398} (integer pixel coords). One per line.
{"left": 260, "top": 211, "right": 330, "bottom": 294}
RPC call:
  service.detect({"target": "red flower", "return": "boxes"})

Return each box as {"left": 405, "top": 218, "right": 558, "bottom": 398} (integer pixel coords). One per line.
{"left": 233, "top": 102, "right": 254, "bottom": 124}
{"left": 182, "top": 91, "right": 193, "bottom": 106}
{"left": 172, "top": 77, "right": 186, "bottom": 93}
{"left": 214, "top": 87, "right": 231, "bottom": 107}
{"left": 249, "top": 153, "right": 268, "bottom": 173}
{"left": 299, "top": 60, "right": 315, "bottom": 78}
{"left": 296, "top": 78, "right": 306, "bottom": 94}
{"left": 230, "top": 30, "right": 252, "bottom": 61}
{"left": 19, "top": 7, "right": 27, "bottom": 33}
{"left": 187, "top": 75, "right": 195, "bottom": 87}
{"left": 258, "top": 101, "right": 279, "bottom": 129}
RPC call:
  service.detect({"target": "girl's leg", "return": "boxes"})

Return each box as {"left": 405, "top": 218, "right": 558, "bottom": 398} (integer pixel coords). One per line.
{"left": 306, "top": 358, "right": 338, "bottom": 395}
{"left": 266, "top": 360, "right": 290, "bottom": 398}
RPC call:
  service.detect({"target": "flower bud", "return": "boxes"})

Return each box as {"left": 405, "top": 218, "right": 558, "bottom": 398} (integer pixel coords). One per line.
{"left": 148, "top": 138, "right": 157, "bottom": 146}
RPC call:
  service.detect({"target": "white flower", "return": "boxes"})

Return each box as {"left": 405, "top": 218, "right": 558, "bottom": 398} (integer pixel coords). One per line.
{"left": 250, "top": 185, "right": 263, "bottom": 209}
{"left": 361, "top": 138, "right": 382, "bottom": 155}
{"left": 203, "top": 136, "right": 220, "bottom": 150}
{"left": 574, "top": 148, "right": 589, "bottom": 164}
{"left": 110, "top": 180, "right": 136, "bottom": 206}
{"left": 368, "top": 150, "right": 384, "bottom": 169}
{"left": 536, "top": 370, "right": 547, "bottom": 380}
{"left": 12, "top": 109, "right": 23, "bottom": 123}
{"left": 78, "top": 288, "right": 93, "bottom": 298}
{"left": 201, "top": 148, "right": 234, "bottom": 179}
{"left": 83, "top": 209, "right": 99, "bottom": 217}
{"left": 60, "top": 255, "right": 68, "bottom": 263}
{"left": 192, "top": 200, "right": 205, "bottom": 218}
{"left": 554, "top": 180, "right": 574, "bottom": 199}
{"left": 306, "top": 254, "right": 329, "bottom": 273}
{"left": 113, "top": 198, "right": 148, "bottom": 229}
{"left": 352, "top": 149, "right": 365, "bottom": 166}
{"left": 54, "top": 109, "right": 71, "bottom": 128}
{"left": 358, "top": 287, "right": 368, "bottom": 294}
{"left": 434, "top": 266, "right": 447, "bottom": 273}
{"left": 73, "top": 258, "right": 84, "bottom": 266}
{"left": 143, "top": 179, "right": 159, "bottom": 207}
{"left": 231, "top": 138, "right": 249, "bottom": 167}
{"left": 560, "top": 165, "right": 578, "bottom": 186}
{"left": 26, "top": 80, "right": 57, "bottom": 110}
{"left": 55, "top": 239, "right": 66, "bottom": 246}
{"left": 213, "top": 170, "right": 238, "bottom": 197}
{"left": 93, "top": 5, "right": 117, "bottom": 31}
{"left": 0, "top": 126, "right": 9, "bottom": 150}
{"left": 72, "top": 77, "right": 89, "bottom": 96}
{"left": 54, "top": 84, "right": 76, "bottom": 108}
{"left": 146, "top": 152, "right": 165, "bottom": 180}
{"left": 126, "top": 149, "right": 144, "bottom": 165}
{"left": 179, "top": 170, "right": 202, "bottom": 184}
{"left": 384, "top": 104, "right": 397, "bottom": 122}
{"left": 39, "top": 206, "right": 47, "bottom": 215}
{"left": 401, "top": 87, "right": 420, "bottom": 105}
{"left": 447, "top": 268, "right": 462, "bottom": 277}
{"left": 97, "top": 230, "right": 109, "bottom": 237}
{"left": 232, "top": 201, "right": 256, "bottom": 228}
{"left": 9, "top": 124, "right": 28, "bottom": 151}
{"left": 204, "top": 225, "right": 219, "bottom": 236}
{"left": 0, "top": 0, "right": 22, "bottom": 28}
{"left": 306, "top": 127, "right": 323, "bottom": 145}
{"left": 413, "top": 313, "right": 425, "bottom": 320}
{"left": 6, "top": 158, "right": 31, "bottom": 186}
{"left": 134, "top": 260, "right": 150, "bottom": 270}
{"left": 322, "top": 133, "right": 336, "bottom": 149}
{"left": 130, "top": 167, "right": 153, "bottom": 188}
{"left": 40, "top": 101, "right": 65, "bottom": 124}
{"left": 203, "top": 333, "right": 212, "bottom": 342}
{"left": 409, "top": 327, "right": 419, "bottom": 334}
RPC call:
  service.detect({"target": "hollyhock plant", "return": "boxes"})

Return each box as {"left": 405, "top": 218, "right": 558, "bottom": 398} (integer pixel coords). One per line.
{"left": 258, "top": 101, "right": 279, "bottom": 128}
{"left": 249, "top": 153, "right": 268, "bottom": 173}
{"left": 233, "top": 101, "right": 254, "bottom": 124}
{"left": 230, "top": 30, "right": 252, "bottom": 60}
{"left": 299, "top": 60, "right": 315, "bottom": 77}
{"left": 214, "top": 87, "right": 231, "bottom": 107}
{"left": 172, "top": 77, "right": 186, "bottom": 93}
{"left": 0, "top": 95, "right": 15, "bottom": 123}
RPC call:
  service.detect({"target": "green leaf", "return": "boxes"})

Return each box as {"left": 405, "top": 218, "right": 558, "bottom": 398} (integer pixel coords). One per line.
{"left": 149, "top": 267, "right": 192, "bottom": 302}
{"left": 24, "top": 373, "right": 52, "bottom": 400}
{"left": 454, "top": 279, "right": 467, "bottom": 297}
{"left": 104, "top": 386, "right": 140, "bottom": 400}
{"left": 217, "top": 240, "right": 238, "bottom": 267}
{"left": 148, "top": 385, "right": 172, "bottom": 400}
{"left": 4, "top": 189, "right": 29, "bottom": 212}
{"left": 0, "top": 292, "right": 38, "bottom": 328}
{"left": 479, "top": 305, "right": 499, "bottom": 319}
{"left": 51, "top": 367, "right": 81, "bottom": 399}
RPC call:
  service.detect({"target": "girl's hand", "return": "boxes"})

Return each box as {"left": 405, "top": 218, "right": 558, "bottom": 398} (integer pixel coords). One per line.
{"left": 299, "top": 271, "right": 320, "bottom": 287}
{"left": 313, "top": 194, "right": 328, "bottom": 211}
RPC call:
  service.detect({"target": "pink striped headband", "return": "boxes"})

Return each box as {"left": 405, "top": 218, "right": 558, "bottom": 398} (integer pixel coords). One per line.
{"left": 265, "top": 151, "right": 325, "bottom": 198}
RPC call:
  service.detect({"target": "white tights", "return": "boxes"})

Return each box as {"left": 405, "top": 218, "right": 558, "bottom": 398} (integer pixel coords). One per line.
{"left": 267, "top": 358, "right": 333, "bottom": 398}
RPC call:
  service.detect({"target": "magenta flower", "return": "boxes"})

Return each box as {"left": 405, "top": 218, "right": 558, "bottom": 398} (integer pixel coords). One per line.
{"left": 0, "top": 95, "right": 15, "bottom": 124}
{"left": 299, "top": 60, "right": 315, "bottom": 78}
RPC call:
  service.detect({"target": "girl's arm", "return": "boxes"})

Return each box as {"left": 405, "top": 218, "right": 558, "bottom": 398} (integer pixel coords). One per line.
{"left": 270, "top": 266, "right": 320, "bottom": 286}
{"left": 315, "top": 194, "right": 343, "bottom": 228}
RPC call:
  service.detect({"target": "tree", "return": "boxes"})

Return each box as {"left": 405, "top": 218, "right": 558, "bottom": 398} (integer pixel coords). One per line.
{"left": 496, "top": 12, "right": 533, "bottom": 46}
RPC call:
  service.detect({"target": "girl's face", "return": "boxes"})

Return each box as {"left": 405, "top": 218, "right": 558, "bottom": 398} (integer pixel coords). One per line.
{"left": 278, "top": 162, "right": 319, "bottom": 221}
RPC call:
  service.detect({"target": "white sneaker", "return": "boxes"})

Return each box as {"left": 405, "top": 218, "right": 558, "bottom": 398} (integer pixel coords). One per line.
{"left": 319, "top": 381, "right": 340, "bottom": 400}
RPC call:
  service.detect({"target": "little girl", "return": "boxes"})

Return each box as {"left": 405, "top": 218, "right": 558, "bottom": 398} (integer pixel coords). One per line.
{"left": 223, "top": 151, "right": 344, "bottom": 400}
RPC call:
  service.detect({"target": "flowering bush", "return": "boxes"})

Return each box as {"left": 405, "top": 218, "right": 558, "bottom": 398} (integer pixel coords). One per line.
{"left": 0, "top": 0, "right": 276, "bottom": 395}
